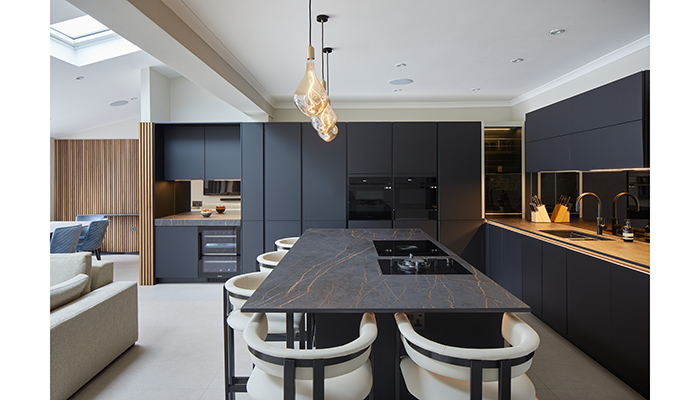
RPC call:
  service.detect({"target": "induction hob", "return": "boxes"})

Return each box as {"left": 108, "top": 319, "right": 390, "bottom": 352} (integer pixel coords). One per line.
{"left": 373, "top": 240, "right": 448, "bottom": 257}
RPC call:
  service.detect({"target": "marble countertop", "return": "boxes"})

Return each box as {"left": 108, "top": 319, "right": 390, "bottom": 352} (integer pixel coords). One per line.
{"left": 486, "top": 217, "right": 649, "bottom": 273}
{"left": 154, "top": 210, "right": 241, "bottom": 226}
{"left": 242, "top": 228, "right": 530, "bottom": 314}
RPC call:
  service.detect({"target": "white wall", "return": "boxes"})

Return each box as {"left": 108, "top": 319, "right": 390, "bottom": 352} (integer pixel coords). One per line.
{"left": 169, "top": 76, "right": 261, "bottom": 123}
{"left": 56, "top": 117, "right": 140, "bottom": 139}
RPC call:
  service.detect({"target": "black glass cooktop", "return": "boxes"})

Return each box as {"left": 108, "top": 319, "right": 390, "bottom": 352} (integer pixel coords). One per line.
{"left": 377, "top": 257, "right": 472, "bottom": 275}
{"left": 373, "top": 240, "right": 448, "bottom": 257}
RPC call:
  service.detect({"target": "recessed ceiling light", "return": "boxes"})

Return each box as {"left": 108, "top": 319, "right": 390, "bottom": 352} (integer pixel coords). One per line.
{"left": 110, "top": 100, "right": 129, "bottom": 107}
{"left": 130, "top": 97, "right": 138, "bottom": 101}
{"left": 471, "top": 88, "right": 481, "bottom": 92}
{"left": 511, "top": 58, "right": 524, "bottom": 63}
{"left": 393, "top": 89, "right": 403, "bottom": 92}
{"left": 395, "top": 63, "right": 407, "bottom": 68}
{"left": 549, "top": 28, "right": 566, "bottom": 35}
{"left": 75, "top": 76, "right": 84, "bottom": 80}
{"left": 389, "top": 78, "right": 413, "bottom": 85}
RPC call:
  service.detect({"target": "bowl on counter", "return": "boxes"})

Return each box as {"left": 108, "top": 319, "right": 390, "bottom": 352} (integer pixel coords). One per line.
{"left": 215, "top": 205, "right": 226, "bottom": 214}
{"left": 201, "top": 209, "right": 212, "bottom": 217}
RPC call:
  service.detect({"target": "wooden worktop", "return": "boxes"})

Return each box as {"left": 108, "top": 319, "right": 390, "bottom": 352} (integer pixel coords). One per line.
{"left": 486, "top": 217, "right": 650, "bottom": 273}
{"left": 242, "top": 228, "right": 530, "bottom": 314}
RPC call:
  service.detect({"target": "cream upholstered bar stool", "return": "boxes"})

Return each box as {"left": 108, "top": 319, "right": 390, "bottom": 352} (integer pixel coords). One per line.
{"left": 257, "top": 250, "right": 289, "bottom": 273}
{"left": 275, "top": 236, "right": 299, "bottom": 251}
{"left": 394, "top": 312, "right": 540, "bottom": 400}
{"left": 223, "top": 271, "right": 304, "bottom": 399}
{"left": 244, "top": 312, "right": 378, "bottom": 400}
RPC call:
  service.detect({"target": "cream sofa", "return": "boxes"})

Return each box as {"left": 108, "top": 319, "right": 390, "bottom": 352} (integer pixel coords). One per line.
{"left": 50, "top": 252, "right": 138, "bottom": 400}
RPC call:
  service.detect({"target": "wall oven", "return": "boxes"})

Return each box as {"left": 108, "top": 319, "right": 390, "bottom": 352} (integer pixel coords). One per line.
{"left": 393, "top": 177, "right": 437, "bottom": 220}
{"left": 348, "top": 177, "right": 393, "bottom": 221}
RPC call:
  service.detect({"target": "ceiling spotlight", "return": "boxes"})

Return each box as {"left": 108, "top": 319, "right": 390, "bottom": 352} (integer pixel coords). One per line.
{"left": 511, "top": 58, "right": 524, "bottom": 63}
{"left": 395, "top": 63, "right": 407, "bottom": 68}
{"left": 389, "top": 78, "right": 413, "bottom": 85}
{"left": 393, "top": 89, "right": 403, "bottom": 92}
{"left": 75, "top": 76, "right": 84, "bottom": 80}
{"left": 549, "top": 28, "right": 566, "bottom": 35}
{"left": 471, "top": 88, "right": 481, "bottom": 92}
{"left": 130, "top": 97, "right": 138, "bottom": 101}
{"left": 110, "top": 100, "right": 129, "bottom": 107}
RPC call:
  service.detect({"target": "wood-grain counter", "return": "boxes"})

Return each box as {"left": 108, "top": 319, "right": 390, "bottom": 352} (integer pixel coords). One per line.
{"left": 486, "top": 217, "right": 649, "bottom": 274}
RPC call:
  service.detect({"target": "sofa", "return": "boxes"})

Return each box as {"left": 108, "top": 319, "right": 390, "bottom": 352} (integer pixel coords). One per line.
{"left": 50, "top": 252, "right": 138, "bottom": 400}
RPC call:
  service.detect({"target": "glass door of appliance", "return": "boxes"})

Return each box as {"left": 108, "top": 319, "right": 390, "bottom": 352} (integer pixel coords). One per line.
{"left": 484, "top": 127, "right": 522, "bottom": 215}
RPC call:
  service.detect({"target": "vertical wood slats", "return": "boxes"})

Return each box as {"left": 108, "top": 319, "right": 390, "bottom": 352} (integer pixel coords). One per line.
{"left": 139, "top": 123, "right": 155, "bottom": 285}
{"left": 54, "top": 139, "right": 139, "bottom": 254}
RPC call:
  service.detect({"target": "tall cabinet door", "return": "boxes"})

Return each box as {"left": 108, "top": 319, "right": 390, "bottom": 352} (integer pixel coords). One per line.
{"left": 347, "top": 122, "right": 392, "bottom": 175}
{"left": 240, "top": 123, "right": 265, "bottom": 273}
{"left": 264, "top": 123, "right": 302, "bottom": 251}
{"left": 302, "top": 122, "right": 347, "bottom": 223}
{"left": 438, "top": 122, "right": 482, "bottom": 220}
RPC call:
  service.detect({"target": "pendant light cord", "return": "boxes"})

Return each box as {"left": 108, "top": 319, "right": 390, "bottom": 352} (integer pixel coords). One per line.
{"left": 308, "top": 0, "right": 312, "bottom": 45}
{"left": 321, "top": 20, "right": 325, "bottom": 82}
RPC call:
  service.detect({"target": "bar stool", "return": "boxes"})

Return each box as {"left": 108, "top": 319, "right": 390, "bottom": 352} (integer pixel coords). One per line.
{"left": 244, "top": 312, "right": 378, "bottom": 400}
{"left": 275, "top": 236, "right": 299, "bottom": 251}
{"left": 223, "top": 272, "right": 304, "bottom": 399}
{"left": 394, "top": 312, "right": 540, "bottom": 400}
{"left": 257, "top": 250, "right": 288, "bottom": 273}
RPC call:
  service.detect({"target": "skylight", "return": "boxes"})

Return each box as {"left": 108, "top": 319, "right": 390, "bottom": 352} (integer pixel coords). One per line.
{"left": 50, "top": 15, "right": 117, "bottom": 49}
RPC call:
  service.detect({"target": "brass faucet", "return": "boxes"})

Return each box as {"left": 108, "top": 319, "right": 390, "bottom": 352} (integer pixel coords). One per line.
{"left": 611, "top": 192, "right": 640, "bottom": 235}
{"left": 575, "top": 192, "right": 605, "bottom": 235}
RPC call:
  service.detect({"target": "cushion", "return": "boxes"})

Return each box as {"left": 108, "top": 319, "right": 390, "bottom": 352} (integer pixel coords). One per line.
{"left": 90, "top": 260, "right": 114, "bottom": 290}
{"left": 50, "top": 273, "right": 89, "bottom": 311}
{"left": 50, "top": 252, "right": 92, "bottom": 295}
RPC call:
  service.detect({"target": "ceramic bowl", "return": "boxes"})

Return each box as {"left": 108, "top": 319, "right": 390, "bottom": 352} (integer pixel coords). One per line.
{"left": 201, "top": 209, "right": 212, "bottom": 217}
{"left": 216, "top": 205, "right": 226, "bottom": 213}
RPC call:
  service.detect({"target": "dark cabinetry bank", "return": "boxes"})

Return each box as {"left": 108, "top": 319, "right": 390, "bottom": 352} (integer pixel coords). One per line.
{"left": 161, "top": 124, "right": 241, "bottom": 180}
{"left": 485, "top": 223, "right": 649, "bottom": 398}
{"left": 525, "top": 70, "right": 649, "bottom": 172}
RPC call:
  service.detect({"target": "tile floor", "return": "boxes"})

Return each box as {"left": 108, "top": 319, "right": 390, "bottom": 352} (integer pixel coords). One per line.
{"left": 67, "top": 254, "right": 645, "bottom": 400}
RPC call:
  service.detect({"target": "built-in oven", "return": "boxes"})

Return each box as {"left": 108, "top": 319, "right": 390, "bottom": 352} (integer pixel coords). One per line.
{"left": 393, "top": 177, "right": 437, "bottom": 220}
{"left": 348, "top": 177, "right": 393, "bottom": 221}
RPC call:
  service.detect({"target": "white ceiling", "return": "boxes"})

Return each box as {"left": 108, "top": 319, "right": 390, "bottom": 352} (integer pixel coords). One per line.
{"left": 51, "top": 0, "right": 649, "bottom": 136}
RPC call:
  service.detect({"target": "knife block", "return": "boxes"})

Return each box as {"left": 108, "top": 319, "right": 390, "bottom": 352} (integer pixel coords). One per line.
{"left": 531, "top": 205, "right": 551, "bottom": 223}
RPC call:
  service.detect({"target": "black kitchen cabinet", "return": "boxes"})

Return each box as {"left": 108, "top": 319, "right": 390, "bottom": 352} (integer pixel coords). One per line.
{"left": 521, "top": 236, "right": 542, "bottom": 318}
{"left": 265, "top": 220, "right": 301, "bottom": 253}
{"left": 163, "top": 125, "right": 205, "bottom": 180}
{"left": 541, "top": 243, "right": 567, "bottom": 336}
{"left": 393, "top": 122, "right": 437, "bottom": 175}
{"left": 393, "top": 220, "right": 438, "bottom": 239}
{"left": 204, "top": 125, "right": 241, "bottom": 180}
{"left": 347, "top": 220, "right": 393, "bottom": 229}
{"left": 610, "top": 266, "right": 650, "bottom": 398}
{"left": 264, "top": 123, "right": 301, "bottom": 221}
{"left": 241, "top": 123, "right": 264, "bottom": 222}
{"left": 567, "top": 251, "right": 612, "bottom": 364}
{"left": 302, "top": 122, "right": 347, "bottom": 222}
{"left": 525, "top": 70, "right": 649, "bottom": 172}
{"left": 155, "top": 226, "right": 199, "bottom": 280}
{"left": 347, "top": 122, "right": 392, "bottom": 175}
{"left": 485, "top": 225, "right": 522, "bottom": 297}
{"left": 439, "top": 220, "right": 484, "bottom": 272}
{"left": 240, "top": 221, "right": 263, "bottom": 274}
{"left": 438, "top": 122, "right": 482, "bottom": 220}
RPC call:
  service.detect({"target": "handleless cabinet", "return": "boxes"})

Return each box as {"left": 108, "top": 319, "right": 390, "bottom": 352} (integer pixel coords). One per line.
{"left": 347, "top": 122, "right": 392, "bottom": 175}
{"left": 155, "top": 226, "right": 199, "bottom": 280}
{"left": 393, "top": 122, "right": 437, "bottom": 175}
{"left": 438, "top": 122, "right": 482, "bottom": 220}
{"left": 204, "top": 125, "right": 241, "bottom": 180}
{"left": 163, "top": 125, "right": 205, "bottom": 180}
{"left": 264, "top": 123, "right": 301, "bottom": 221}
{"left": 302, "top": 122, "right": 347, "bottom": 222}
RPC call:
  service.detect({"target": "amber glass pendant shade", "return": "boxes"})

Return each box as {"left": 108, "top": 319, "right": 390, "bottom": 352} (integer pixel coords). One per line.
{"left": 293, "top": 47, "right": 329, "bottom": 118}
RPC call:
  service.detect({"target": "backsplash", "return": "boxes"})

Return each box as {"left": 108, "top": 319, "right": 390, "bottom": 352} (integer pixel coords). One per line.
{"left": 528, "top": 169, "right": 650, "bottom": 229}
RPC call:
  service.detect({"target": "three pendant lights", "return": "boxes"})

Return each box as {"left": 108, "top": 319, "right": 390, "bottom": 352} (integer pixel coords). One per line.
{"left": 293, "top": 0, "right": 338, "bottom": 142}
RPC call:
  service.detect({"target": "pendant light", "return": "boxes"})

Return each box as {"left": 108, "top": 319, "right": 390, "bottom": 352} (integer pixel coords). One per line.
{"left": 293, "top": 0, "right": 329, "bottom": 118}
{"left": 310, "top": 15, "right": 338, "bottom": 142}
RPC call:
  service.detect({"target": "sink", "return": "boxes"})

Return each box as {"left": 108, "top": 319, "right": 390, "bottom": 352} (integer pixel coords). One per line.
{"left": 538, "top": 229, "right": 614, "bottom": 241}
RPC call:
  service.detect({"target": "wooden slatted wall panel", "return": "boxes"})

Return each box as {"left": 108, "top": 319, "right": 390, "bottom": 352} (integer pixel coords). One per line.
{"left": 138, "top": 123, "right": 155, "bottom": 285}
{"left": 54, "top": 139, "right": 140, "bottom": 253}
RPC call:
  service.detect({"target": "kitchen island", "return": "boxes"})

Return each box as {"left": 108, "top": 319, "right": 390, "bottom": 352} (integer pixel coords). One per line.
{"left": 242, "top": 228, "right": 530, "bottom": 398}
